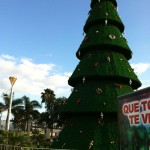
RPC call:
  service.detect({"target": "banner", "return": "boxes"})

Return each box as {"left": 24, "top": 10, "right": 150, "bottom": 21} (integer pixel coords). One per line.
{"left": 118, "top": 87, "right": 150, "bottom": 150}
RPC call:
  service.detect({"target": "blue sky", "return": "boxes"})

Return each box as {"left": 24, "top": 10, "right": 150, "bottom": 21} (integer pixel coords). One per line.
{"left": 0, "top": 0, "right": 150, "bottom": 114}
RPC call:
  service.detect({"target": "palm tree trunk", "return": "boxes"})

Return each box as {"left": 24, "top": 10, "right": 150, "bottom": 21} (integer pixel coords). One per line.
{"left": 25, "top": 121, "right": 27, "bottom": 133}
{"left": 50, "top": 128, "right": 53, "bottom": 142}
{"left": 45, "top": 128, "right": 50, "bottom": 139}
{"left": 27, "top": 120, "right": 31, "bottom": 135}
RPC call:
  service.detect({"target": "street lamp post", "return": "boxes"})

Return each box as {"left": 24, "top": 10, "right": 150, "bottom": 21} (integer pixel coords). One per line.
{"left": 0, "top": 112, "right": 2, "bottom": 130}
{"left": 6, "top": 76, "right": 17, "bottom": 130}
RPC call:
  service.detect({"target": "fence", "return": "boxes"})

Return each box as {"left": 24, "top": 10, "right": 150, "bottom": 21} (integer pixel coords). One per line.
{"left": 0, "top": 144, "right": 77, "bottom": 150}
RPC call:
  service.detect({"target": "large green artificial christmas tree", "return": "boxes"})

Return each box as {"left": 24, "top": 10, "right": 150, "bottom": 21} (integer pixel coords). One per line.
{"left": 52, "top": 0, "right": 141, "bottom": 149}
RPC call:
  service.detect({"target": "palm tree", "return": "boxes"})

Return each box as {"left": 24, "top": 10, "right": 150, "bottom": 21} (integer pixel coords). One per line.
{"left": 55, "top": 96, "right": 67, "bottom": 128}
{"left": 12, "top": 96, "right": 42, "bottom": 134}
{"left": 41, "top": 89, "right": 57, "bottom": 140}
{"left": 0, "top": 93, "right": 23, "bottom": 130}
{"left": 12, "top": 108, "right": 25, "bottom": 131}
{"left": 41, "top": 88, "right": 56, "bottom": 109}
{"left": 41, "top": 89, "right": 67, "bottom": 140}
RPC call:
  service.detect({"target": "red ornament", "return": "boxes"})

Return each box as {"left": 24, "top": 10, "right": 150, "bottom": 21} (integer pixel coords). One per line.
{"left": 84, "top": 37, "right": 88, "bottom": 41}
{"left": 115, "top": 83, "right": 123, "bottom": 89}
{"left": 76, "top": 98, "right": 81, "bottom": 104}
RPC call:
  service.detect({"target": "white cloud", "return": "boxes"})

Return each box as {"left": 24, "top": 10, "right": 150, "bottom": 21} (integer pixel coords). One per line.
{"left": 131, "top": 63, "right": 150, "bottom": 75}
{"left": 140, "top": 80, "right": 150, "bottom": 89}
{"left": 0, "top": 54, "right": 16, "bottom": 60}
{"left": 131, "top": 63, "right": 150, "bottom": 89}
{"left": 1, "top": 55, "right": 149, "bottom": 105}
{"left": 0, "top": 54, "right": 72, "bottom": 102}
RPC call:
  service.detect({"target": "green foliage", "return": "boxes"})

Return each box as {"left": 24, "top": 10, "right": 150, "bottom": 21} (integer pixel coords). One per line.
{"left": 41, "top": 89, "right": 67, "bottom": 129}
{"left": 30, "top": 129, "right": 45, "bottom": 144}
{"left": 41, "top": 88, "right": 56, "bottom": 108}
{"left": 0, "top": 93, "right": 23, "bottom": 130}
{"left": 40, "top": 141, "right": 51, "bottom": 147}
{"left": 0, "top": 130, "right": 31, "bottom": 146}
{"left": 51, "top": 0, "right": 141, "bottom": 149}
{"left": 12, "top": 96, "right": 41, "bottom": 131}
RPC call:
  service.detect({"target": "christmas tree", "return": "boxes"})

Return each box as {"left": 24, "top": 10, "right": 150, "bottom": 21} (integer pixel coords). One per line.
{"left": 52, "top": 0, "right": 141, "bottom": 149}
